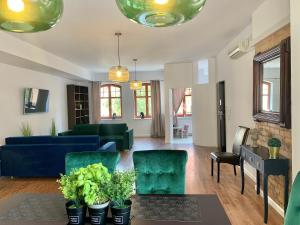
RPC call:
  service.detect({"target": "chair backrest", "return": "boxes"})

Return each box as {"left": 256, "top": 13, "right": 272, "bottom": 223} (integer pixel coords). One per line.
{"left": 284, "top": 172, "right": 300, "bottom": 225}
{"left": 183, "top": 125, "right": 189, "bottom": 131}
{"left": 65, "top": 151, "right": 120, "bottom": 175}
{"left": 232, "top": 126, "right": 250, "bottom": 155}
{"left": 99, "top": 123, "right": 128, "bottom": 136}
{"left": 133, "top": 150, "right": 188, "bottom": 195}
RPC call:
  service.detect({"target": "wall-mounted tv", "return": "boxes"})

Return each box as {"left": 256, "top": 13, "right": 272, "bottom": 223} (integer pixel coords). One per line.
{"left": 23, "top": 88, "right": 49, "bottom": 114}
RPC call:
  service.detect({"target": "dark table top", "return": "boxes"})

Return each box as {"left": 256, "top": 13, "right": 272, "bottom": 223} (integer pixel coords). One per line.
{"left": 241, "top": 145, "right": 288, "bottom": 160}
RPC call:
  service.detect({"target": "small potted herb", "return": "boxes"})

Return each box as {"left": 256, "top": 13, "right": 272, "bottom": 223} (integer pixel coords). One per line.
{"left": 82, "top": 164, "right": 111, "bottom": 225}
{"left": 268, "top": 138, "right": 282, "bottom": 159}
{"left": 108, "top": 171, "right": 136, "bottom": 225}
{"left": 58, "top": 169, "right": 86, "bottom": 225}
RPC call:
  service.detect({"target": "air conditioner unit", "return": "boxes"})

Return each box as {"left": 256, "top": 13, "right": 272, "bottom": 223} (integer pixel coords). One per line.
{"left": 228, "top": 38, "right": 251, "bottom": 59}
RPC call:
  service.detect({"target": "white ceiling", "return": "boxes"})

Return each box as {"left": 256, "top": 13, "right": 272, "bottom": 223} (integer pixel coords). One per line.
{"left": 11, "top": 0, "right": 264, "bottom": 73}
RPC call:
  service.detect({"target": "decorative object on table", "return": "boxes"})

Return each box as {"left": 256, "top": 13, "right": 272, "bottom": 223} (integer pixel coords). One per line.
{"left": 140, "top": 112, "right": 145, "bottom": 119}
{"left": 50, "top": 119, "right": 57, "bottom": 136}
{"left": 57, "top": 169, "right": 86, "bottom": 225}
{"left": 20, "top": 122, "right": 32, "bottom": 136}
{"left": 249, "top": 128, "right": 261, "bottom": 147}
{"left": 108, "top": 170, "right": 136, "bottom": 225}
{"left": 80, "top": 164, "right": 111, "bottom": 225}
{"left": 115, "top": 0, "right": 206, "bottom": 27}
{"left": 267, "top": 137, "right": 281, "bottom": 159}
{"left": 130, "top": 59, "right": 142, "bottom": 90}
{"left": 112, "top": 113, "right": 117, "bottom": 119}
{"left": 0, "top": 0, "right": 63, "bottom": 33}
{"left": 108, "top": 33, "right": 129, "bottom": 83}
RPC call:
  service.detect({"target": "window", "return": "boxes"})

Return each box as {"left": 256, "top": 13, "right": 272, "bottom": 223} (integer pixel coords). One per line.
{"left": 262, "top": 81, "right": 271, "bottom": 111}
{"left": 177, "top": 88, "right": 192, "bottom": 117}
{"left": 100, "top": 84, "right": 122, "bottom": 119}
{"left": 134, "top": 83, "right": 152, "bottom": 118}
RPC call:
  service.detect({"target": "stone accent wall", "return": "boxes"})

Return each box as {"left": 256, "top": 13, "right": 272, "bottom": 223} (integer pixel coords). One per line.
{"left": 255, "top": 122, "right": 292, "bottom": 208}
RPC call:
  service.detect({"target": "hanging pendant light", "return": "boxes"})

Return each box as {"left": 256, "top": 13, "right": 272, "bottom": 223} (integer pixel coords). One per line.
{"left": 130, "top": 59, "right": 142, "bottom": 90}
{"left": 0, "top": 0, "right": 63, "bottom": 33}
{"left": 115, "top": 0, "right": 206, "bottom": 28}
{"left": 108, "top": 32, "right": 130, "bottom": 83}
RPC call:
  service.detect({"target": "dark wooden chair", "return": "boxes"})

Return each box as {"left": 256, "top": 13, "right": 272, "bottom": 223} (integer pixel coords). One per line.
{"left": 210, "top": 126, "right": 250, "bottom": 183}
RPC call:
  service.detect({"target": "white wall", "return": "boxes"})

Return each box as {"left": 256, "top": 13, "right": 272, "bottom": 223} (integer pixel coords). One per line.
{"left": 252, "top": 0, "right": 290, "bottom": 44}
{"left": 291, "top": 0, "right": 300, "bottom": 180}
{"left": 0, "top": 62, "right": 90, "bottom": 145}
{"left": 192, "top": 59, "right": 218, "bottom": 147}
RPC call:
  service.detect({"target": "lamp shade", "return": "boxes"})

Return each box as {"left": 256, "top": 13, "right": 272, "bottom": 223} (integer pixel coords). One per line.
{"left": 0, "top": 0, "right": 63, "bottom": 33}
{"left": 108, "top": 66, "right": 130, "bottom": 83}
{"left": 130, "top": 80, "right": 143, "bottom": 90}
{"left": 115, "top": 0, "right": 206, "bottom": 27}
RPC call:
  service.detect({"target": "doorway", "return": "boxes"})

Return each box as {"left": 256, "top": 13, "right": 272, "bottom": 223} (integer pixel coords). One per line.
{"left": 217, "top": 81, "right": 226, "bottom": 152}
{"left": 172, "top": 88, "right": 193, "bottom": 144}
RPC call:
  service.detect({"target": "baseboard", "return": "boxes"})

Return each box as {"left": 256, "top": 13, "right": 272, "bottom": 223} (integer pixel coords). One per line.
{"left": 244, "top": 168, "right": 284, "bottom": 217}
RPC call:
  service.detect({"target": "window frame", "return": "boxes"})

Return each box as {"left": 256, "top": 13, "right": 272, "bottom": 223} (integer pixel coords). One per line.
{"left": 176, "top": 88, "right": 192, "bottom": 118}
{"left": 100, "top": 84, "right": 122, "bottom": 119}
{"left": 134, "top": 83, "right": 152, "bottom": 119}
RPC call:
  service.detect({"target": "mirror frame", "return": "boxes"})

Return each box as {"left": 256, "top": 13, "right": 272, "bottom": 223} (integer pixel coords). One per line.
{"left": 253, "top": 37, "right": 291, "bottom": 129}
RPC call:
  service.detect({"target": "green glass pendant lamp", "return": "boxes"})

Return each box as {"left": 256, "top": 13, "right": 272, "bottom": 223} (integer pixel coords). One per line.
{"left": 115, "top": 0, "right": 206, "bottom": 27}
{"left": 0, "top": 0, "right": 63, "bottom": 33}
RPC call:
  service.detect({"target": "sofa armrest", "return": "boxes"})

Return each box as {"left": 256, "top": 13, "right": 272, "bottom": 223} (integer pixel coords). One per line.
{"left": 125, "top": 129, "right": 134, "bottom": 149}
{"left": 58, "top": 131, "right": 73, "bottom": 136}
{"left": 98, "top": 142, "right": 117, "bottom": 152}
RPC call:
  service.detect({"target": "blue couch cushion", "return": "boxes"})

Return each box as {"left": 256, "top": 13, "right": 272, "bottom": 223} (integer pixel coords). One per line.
{"left": 6, "top": 136, "right": 52, "bottom": 145}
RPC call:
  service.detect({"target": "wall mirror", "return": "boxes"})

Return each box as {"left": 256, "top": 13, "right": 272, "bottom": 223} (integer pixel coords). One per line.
{"left": 253, "top": 37, "right": 291, "bottom": 129}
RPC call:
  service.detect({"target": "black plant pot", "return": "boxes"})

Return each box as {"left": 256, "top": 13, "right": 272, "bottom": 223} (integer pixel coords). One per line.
{"left": 111, "top": 200, "right": 132, "bottom": 225}
{"left": 88, "top": 203, "right": 109, "bottom": 225}
{"left": 66, "top": 201, "right": 86, "bottom": 225}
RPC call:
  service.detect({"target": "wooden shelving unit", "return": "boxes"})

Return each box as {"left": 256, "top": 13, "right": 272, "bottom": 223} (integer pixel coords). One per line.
{"left": 67, "top": 85, "right": 90, "bottom": 129}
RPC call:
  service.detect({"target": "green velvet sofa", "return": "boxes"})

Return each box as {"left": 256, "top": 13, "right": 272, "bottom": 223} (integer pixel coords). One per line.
{"left": 284, "top": 172, "right": 300, "bottom": 225}
{"left": 59, "top": 123, "right": 133, "bottom": 151}
{"left": 133, "top": 150, "right": 188, "bottom": 194}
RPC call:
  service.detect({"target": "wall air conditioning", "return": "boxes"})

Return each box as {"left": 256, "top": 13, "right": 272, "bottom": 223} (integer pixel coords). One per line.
{"left": 228, "top": 38, "right": 251, "bottom": 59}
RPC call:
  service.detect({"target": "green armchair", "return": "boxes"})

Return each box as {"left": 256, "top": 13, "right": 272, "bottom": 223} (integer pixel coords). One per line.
{"left": 59, "top": 123, "right": 134, "bottom": 151}
{"left": 284, "top": 172, "right": 300, "bottom": 225}
{"left": 65, "top": 151, "right": 120, "bottom": 175}
{"left": 133, "top": 150, "right": 188, "bottom": 194}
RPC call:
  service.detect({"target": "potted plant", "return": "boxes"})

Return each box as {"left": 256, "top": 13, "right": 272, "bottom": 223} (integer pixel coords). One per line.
{"left": 108, "top": 171, "right": 136, "bottom": 225}
{"left": 58, "top": 168, "right": 86, "bottom": 225}
{"left": 20, "top": 122, "right": 32, "bottom": 136}
{"left": 50, "top": 119, "right": 57, "bottom": 136}
{"left": 82, "top": 164, "right": 111, "bottom": 225}
{"left": 268, "top": 137, "right": 282, "bottom": 159}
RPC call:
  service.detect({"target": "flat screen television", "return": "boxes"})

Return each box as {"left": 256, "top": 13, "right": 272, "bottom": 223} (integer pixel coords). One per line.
{"left": 23, "top": 88, "right": 49, "bottom": 114}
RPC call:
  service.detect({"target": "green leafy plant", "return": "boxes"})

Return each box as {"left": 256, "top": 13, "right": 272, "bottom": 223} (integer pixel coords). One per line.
{"left": 20, "top": 123, "right": 32, "bottom": 136}
{"left": 108, "top": 171, "right": 136, "bottom": 209}
{"left": 81, "top": 164, "right": 111, "bottom": 206}
{"left": 268, "top": 138, "right": 282, "bottom": 148}
{"left": 58, "top": 163, "right": 111, "bottom": 208}
{"left": 50, "top": 119, "right": 57, "bottom": 136}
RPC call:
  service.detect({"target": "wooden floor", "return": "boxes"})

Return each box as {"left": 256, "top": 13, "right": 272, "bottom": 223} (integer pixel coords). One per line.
{"left": 0, "top": 138, "right": 283, "bottom": 225}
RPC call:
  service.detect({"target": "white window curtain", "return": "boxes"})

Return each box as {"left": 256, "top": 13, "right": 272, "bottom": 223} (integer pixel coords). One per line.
{"left": 172, "top": 88, "right": 186, "bottom": 126}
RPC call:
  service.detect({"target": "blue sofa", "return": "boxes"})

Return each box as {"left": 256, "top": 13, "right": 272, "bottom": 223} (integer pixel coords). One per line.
{"left": 0, "top": 135, "right": 116, "bottom": 177}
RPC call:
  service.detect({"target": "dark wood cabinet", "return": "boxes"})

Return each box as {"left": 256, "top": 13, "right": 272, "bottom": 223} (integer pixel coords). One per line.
{"left": 67, "top": 85, "right": 90, "bottom": 129}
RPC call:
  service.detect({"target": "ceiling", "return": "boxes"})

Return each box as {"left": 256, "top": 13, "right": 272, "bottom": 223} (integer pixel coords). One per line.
{"left": 11, "top": 0, "right": 264, "bottom": 73}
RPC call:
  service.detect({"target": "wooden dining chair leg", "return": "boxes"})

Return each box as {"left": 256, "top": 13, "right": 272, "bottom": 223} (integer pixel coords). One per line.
{"left": 234, "top": 165, "right": 237, "bottom": 176}
{"left": 211, "top": 158, "right": 214, "bottom": 176}
{"left": 217, "top": 162, "right": 220, "bottom": 183}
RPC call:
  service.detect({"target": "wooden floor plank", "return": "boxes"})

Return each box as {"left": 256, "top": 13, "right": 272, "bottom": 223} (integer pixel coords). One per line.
{"left": 0, "top": 138, "right": 284, "bottom": 225}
